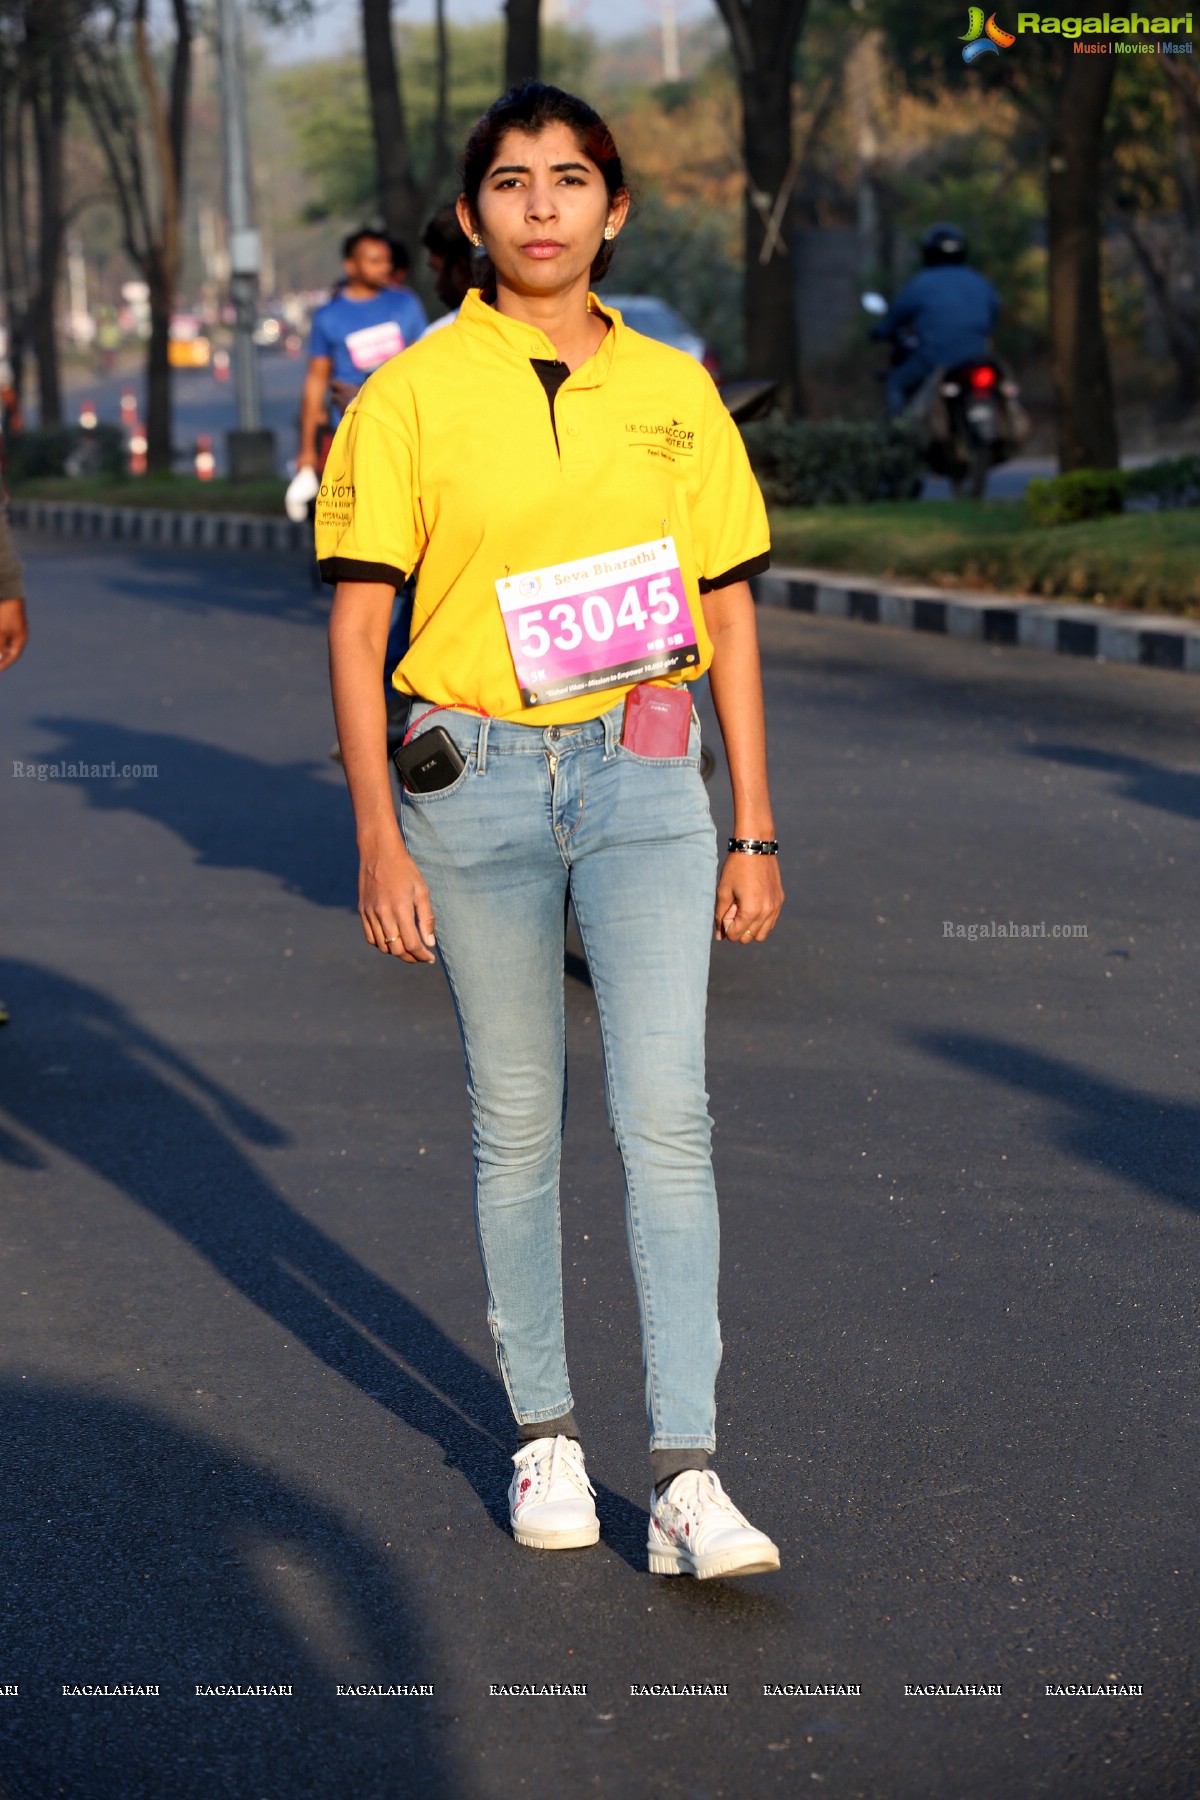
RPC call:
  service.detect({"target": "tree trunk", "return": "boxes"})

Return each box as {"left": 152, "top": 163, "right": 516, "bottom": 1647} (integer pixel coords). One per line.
{"left": 29, "top": 57, "right": 67, "bottom": 427}
{"left": 739, "top": 49, "right": 802, "bottom": 411}
{"left": 714, "top": 0, "right": 809, "bottom": 413}
{"left": 0, "top": 77, "right": 31, "bottom": 419}
{"left": 1047, "top": 55, "right": 1119, "bottom": 471}
{"left": 504, "top": 0, "right": 540, "bottom": 88}
{"left": 360, "top": 0, "right": 420, "bottom": 248}
{"left": 145, "top": 258, "right": 173, "bottom": 474}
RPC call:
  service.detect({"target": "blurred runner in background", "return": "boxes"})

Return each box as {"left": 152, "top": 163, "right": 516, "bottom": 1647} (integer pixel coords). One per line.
{"left": 0, "top": 495, "right": 26, "bottom": 673}
{"left": 297, "top": 230, "right": 428, "bottom": 475}
{"left": 419, "top": 206, "right": 476, "bottom": 336}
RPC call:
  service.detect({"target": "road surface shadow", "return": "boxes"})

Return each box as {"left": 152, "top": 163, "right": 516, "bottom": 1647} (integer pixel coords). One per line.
{"left": 0, "top": 959, "right": 649, "bottom": 1572}
{"left": 28, "top": 716, "right": 356, "bottom": 909}
{"left": 0, "top": 1382, "right": 453, "bottom": 1800}
{"left": 1026, "top": 743, "right": 1200, "bottom": 825}
{"left": 912, "top": 1030, "right": 1199, "bottom": 1215}
{"left": 92, "top": 546, "right": 329, "bottom": 627}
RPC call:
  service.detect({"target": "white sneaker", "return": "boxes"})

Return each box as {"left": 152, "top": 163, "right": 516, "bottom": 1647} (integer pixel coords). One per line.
{"left": 647, "top": 1469, "right": 780, "bottom": 1579}
{"left": 509, "top": 1435, "right": 600, "bottom": 1550}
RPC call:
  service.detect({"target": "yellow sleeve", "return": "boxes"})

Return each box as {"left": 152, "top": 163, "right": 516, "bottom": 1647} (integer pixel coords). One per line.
{"left": 691, "top": 378, "right": 771, "bottom": 592}
{"left": 314, "top": 398, "right": 425, "bottom": 589}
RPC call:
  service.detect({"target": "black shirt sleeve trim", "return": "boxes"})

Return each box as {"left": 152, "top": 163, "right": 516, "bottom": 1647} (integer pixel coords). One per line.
{"left": 319, "top": 557, "right": 406, "bottom": 590}
{"left": 697, "top": 550, "right": 771, "bottom": 593}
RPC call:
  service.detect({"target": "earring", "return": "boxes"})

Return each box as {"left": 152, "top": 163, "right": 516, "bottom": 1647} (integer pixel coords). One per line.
{"left": 471, "top": 233, "right": 483, "bottom": 248}
{"left": 603, "top": 226, "right": 615, "bottom": 241}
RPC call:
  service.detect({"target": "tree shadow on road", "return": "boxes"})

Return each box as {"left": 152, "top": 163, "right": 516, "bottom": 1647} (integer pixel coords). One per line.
{"left": 0, "top": 1382, "right": 454, "bottom": 1800}
{"left": 1026, "top": 743, "right": 1200, "bottom": 825}
{"left": 911, "top": 1030, "right": 1199, "bottom": 1216}
{"left": 29, "top": 715, "right": 356, "bottom": 909}
{"left": 88, "top": 546, "right": 330, "bottom": 627}
{"left": 0, "top": 959, "right": 650, "bottom": 1570}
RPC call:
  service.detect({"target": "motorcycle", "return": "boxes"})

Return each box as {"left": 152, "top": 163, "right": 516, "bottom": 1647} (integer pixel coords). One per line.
{"left": 861, "top": 293, "right": 1028, "bottom": 498}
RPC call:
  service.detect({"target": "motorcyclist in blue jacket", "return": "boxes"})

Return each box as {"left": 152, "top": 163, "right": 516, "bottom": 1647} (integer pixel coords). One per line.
{"left": 874, "top": 223, "right": 1000, "bottom": 417}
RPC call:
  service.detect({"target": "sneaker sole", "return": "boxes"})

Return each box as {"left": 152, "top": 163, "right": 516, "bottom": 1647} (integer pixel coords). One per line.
{"left": 512, "top": 1520, "right": 601, "bottom": 1551}
{"left": 647, "top": 1543, "right": 780, "bottom": 1579}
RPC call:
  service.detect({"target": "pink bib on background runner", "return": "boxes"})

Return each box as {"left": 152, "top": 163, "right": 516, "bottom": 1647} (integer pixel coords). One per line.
{"left": 344, "top": 320, "right": 406, "bottom": 372}
{"left": 496, "top": 536, "right": 700, "bottom": 708}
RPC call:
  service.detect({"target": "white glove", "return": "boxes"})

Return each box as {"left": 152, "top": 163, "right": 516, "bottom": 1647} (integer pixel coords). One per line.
{"left": 285, "top": 464, "right": 320, "bottom": 522}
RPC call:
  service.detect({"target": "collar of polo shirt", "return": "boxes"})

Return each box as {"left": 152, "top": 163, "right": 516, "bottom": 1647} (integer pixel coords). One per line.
{"left": 455, "top": 287, "right": 622, "bottom": 388}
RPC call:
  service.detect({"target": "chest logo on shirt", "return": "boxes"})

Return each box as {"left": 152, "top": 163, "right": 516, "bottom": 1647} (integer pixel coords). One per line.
{"left": 625, "top": 418, "right": 696, "bottom": 460}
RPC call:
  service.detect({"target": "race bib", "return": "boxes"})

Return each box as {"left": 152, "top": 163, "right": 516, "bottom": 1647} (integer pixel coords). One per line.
{"left": 344, "top": 320, "right": 405, "bottom": 372}
{"left": 496, "top": 537, "right": 699, "bottom": 708}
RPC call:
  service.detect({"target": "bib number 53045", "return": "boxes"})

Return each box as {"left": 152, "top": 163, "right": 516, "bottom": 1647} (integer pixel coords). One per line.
{"left": 517, "top": 577, "right": 679, "bottom": 658}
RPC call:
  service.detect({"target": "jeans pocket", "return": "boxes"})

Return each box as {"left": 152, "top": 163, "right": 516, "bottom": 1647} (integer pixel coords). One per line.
{"left": 399, "top": 754, "right": 474, "bottom": 803}
{"left": 617, "top": 705, "right": 702, "bottom": 769}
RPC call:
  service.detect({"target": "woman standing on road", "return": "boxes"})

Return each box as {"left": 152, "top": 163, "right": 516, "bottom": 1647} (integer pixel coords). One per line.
{"left": 319, "top": 83, "right": 784, "bottom": 1580}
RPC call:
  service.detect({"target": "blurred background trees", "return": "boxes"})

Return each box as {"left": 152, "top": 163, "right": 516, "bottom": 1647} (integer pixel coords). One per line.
{"left": 2, "top": 0, "right": 1199, "bottom": 467}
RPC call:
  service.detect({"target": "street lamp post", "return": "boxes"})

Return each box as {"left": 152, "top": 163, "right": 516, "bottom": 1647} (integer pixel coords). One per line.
{"left": 215, "top": 0, "right": 276, "bottom": 480}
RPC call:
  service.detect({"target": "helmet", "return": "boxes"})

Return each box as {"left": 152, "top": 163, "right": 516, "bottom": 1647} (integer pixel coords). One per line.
{"left": 921, "top": 222, "right": 968, "bottom": 267}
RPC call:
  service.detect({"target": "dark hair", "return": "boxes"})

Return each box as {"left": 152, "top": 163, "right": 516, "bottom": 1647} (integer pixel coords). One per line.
{"left": 388, "top": 238, "right": 410, "bottom": 273}
{"left": 341, "top": 228, "right": 391, "bottom": 262}
{"left": 421, "top": 204, "right": 472, "bottom": 266}
{"left": 460, "top": 82, "right": 627, "bottom": 285}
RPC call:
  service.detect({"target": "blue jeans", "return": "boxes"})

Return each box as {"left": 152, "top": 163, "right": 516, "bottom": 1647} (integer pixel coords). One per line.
{"left": 399, "top": 696, "right": 722, "bottom": 1453}
{"left": 886, "top": 347, "right": 937, "bottom": 418}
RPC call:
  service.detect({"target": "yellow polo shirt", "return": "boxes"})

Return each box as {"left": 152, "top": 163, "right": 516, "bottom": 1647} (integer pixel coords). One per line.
{"left": 315, "top": 287, "right": 770, "bottom": 726}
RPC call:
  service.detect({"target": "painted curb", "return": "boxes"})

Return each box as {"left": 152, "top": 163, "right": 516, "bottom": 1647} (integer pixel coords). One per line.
{"left": 751, "top": 565, "right": 1200, "bottom": 677}
{"left": 10, "top": 501, "right": 1199, "bottom": 677}
{"left": 7, "top": 498, "right": 307, "bottom": 554}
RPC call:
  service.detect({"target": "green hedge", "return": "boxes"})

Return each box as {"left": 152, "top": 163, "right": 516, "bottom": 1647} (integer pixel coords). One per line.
{"left": 1027, "top": 454, "right": 1200, "bottom": 526}
{"left": 741, "top": 419, "right": 924, "bottom": 507}
{"left": 1124, "top": 452, "right": 1200, "bottom": 510}
{"left": 1026, "top": 468, "right": 1126, "bottom": 527}
{"left": 6, "top": 423, "right": 127, "bottom": 483}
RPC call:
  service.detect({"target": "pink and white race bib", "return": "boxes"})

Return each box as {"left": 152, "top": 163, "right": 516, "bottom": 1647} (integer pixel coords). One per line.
{"left": 496, "top": 536, "right": 699, "bottom": 708}
{"left": 344, "top": 320, "right": 406, "bottom": 372}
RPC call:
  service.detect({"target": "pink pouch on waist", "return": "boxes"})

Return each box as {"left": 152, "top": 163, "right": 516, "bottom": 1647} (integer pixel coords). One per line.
{"left": 620, "top": 683, "right": 693, "bottom": 757}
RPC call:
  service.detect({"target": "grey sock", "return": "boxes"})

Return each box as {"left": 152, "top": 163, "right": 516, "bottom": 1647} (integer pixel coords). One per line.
{"left": 517, "top": 1411, "right": 580, "bottom": 1447}
{"left": 651, "top": 1448, "right": 710, "bottom": 1496}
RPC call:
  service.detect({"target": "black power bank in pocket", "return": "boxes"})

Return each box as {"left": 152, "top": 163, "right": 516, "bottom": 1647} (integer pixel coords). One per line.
{"left": 392, "top": 726, "right": 467, "bottom": 793}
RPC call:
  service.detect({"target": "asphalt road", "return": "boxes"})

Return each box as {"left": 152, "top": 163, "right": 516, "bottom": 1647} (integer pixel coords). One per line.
{"left": 1, "top": 538, "right": 1196, "bottom": 1800}
{"left": 61, "top": 349, "right": 307, "bottom": 475}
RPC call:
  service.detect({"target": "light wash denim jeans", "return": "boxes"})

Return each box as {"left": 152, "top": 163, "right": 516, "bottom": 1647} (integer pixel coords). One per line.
{"left": 399, "top": 695, "right": 722, "bottom": 1453}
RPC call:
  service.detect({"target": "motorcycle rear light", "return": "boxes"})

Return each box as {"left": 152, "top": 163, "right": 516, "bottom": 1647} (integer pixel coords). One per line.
{"left": 940, "top": 382, "right": 961, "bottom": 397}
{"left": 969, "top": 366, "right": 998, "bottom": 390}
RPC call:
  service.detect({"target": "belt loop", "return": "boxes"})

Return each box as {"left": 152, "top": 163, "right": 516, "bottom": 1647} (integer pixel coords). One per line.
{"left": 603, "top": 702, "right": 619, "bottom": 759}
{"left": 477, "top": 715, "right": 490, "bottom": 774}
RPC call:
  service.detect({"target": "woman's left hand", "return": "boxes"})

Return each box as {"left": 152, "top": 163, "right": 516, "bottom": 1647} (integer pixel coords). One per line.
{"left": 714, "top": 853, "right": 784, "bottom": 944}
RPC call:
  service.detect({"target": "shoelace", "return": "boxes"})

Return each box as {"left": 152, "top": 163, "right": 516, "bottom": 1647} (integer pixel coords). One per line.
{"left": 663, "top": 1470, "right": 746, "bottom": 1525}
{"left": 519, "top": 1436, "right": 596, "bottom": 1502}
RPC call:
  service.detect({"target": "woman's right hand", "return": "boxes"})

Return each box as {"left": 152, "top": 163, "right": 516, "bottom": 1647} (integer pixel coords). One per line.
{"left": 359, "top": 834, "right": 437, "bottom": 963}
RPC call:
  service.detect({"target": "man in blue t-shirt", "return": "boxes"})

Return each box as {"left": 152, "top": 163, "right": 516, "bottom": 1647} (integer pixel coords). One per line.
{"left": 297, "top": 229, "right": 427, "bottom": 474}
{"left": 873, "top": 223, "right": 1000, "bottom": 417}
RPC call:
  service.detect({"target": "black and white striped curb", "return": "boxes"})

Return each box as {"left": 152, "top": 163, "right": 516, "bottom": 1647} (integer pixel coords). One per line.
{"left": 7, "top": 498, "right": 307, "bottom": 553}
{"left": 11, "top": 501, "right": 1199, "bottom": 676}
{"left": 751, "top": 565, "right": 1200, "bottom": 676}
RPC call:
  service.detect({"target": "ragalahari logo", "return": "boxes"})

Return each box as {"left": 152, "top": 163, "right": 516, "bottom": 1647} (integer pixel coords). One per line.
{"left": 961, "top": 7, "right": 1017, "bottom": 57}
